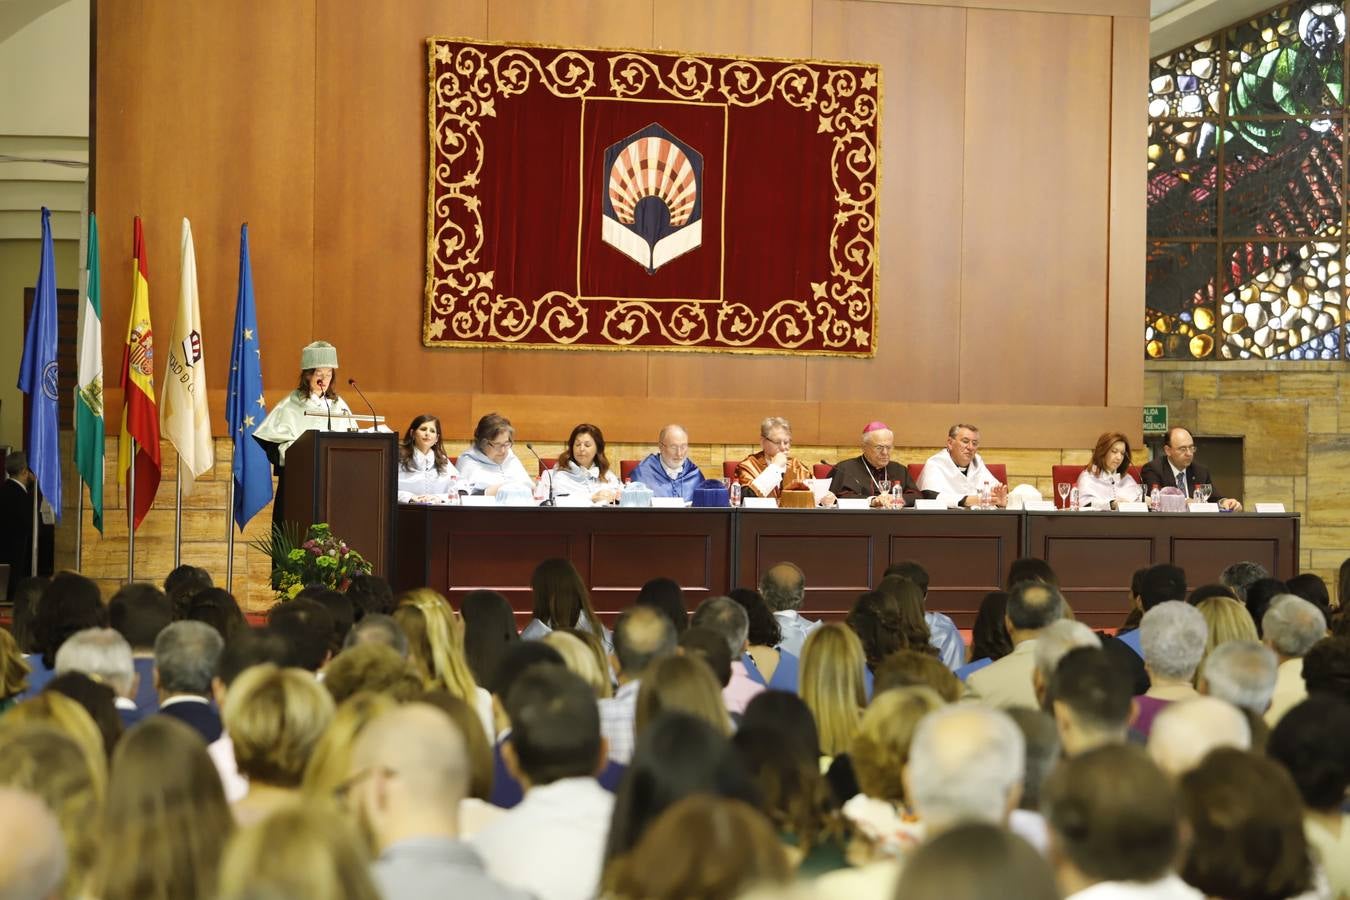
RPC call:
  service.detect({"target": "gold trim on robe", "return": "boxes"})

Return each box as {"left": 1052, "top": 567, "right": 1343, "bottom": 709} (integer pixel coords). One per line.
{"left": 735, "top": 450, "right": 814, "bottom": 499}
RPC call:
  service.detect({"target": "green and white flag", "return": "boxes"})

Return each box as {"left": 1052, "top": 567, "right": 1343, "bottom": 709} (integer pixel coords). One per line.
{"left": 76, "top": 213, "right": 105, "bottom": 532}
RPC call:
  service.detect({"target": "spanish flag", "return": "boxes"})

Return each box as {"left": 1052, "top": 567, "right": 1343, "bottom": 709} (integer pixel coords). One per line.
{"left": 118, "top": 217, "right": 162, "bottom": 530}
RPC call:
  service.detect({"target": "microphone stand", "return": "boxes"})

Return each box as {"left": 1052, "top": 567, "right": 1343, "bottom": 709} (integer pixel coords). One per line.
{"left": 348, "top": 378, "right": 380, "bottom": 431}
{"left": 525, "top": 442, "right": 554, "bottom": 507}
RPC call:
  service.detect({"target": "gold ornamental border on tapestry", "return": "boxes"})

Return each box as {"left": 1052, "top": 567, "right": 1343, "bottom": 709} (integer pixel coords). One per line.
{"left": 424, "top": 37, "right": 881, "bottom": 357}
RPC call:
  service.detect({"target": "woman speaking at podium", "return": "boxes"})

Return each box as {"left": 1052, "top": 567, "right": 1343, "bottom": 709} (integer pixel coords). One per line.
{"left": 253, "top": 340, "right": 357, "bottom": 525}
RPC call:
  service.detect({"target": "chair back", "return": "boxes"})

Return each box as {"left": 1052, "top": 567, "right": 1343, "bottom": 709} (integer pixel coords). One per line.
{"left": 722, "top": 460, "right": 740, "bottom": 479}
{"left": 538, "top": 458, "right": 558, "bottom": 475}
{"left": 620, "top": 459, "right": 641, "bottom": 481}
{"left": 813, "top": 463, "right": 835, "bottom": 479}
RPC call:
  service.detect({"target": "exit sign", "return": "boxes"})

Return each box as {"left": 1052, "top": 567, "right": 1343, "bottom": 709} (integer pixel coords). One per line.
{"left": 1144, "top": 405, "right": 1168, "bottom": 433}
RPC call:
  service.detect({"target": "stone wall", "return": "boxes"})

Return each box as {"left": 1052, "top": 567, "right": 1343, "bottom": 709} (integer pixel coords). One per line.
{"left": 60, "top": 435, "right": 1095, "bottom": 612}
{"left": 1145, "top": 360, "right": 1346, "bottom": 603}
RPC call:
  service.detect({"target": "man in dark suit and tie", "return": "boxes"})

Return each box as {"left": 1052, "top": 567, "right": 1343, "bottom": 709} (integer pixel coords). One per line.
{"left": 153, "top": 620, "right": 225, "bottom": 742}
{"left": 1140, "top": 426, "right": 1242, "bottom": 511}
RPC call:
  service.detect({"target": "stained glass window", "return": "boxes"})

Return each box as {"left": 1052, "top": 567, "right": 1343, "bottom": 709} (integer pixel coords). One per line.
{"left": 1147, "top": 0, "right": 1348, "bottom": 360}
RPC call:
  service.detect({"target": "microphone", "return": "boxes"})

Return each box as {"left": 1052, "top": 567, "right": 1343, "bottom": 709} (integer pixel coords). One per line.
{"left": 348, "top": 378, "right": 379, "bottom": 431}
{"left": 524, "top": 442, "right": 555, "bottom": 507}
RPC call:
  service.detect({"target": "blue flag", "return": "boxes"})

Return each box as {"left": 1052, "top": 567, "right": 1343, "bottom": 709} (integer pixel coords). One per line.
{"left": 226, "top": 224, "right": 273, "bottom": 529}
{"left": 17, "top": 207, "right": 61, "bottom": 522}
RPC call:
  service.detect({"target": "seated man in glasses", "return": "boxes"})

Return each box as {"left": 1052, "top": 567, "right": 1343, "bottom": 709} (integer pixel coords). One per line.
{"left": 828, "top": 421, "right": 931, "bottom": 507}
{"left": 1140, "top": 426, "right": 1241, "bottom": 511}
{"left": 630, "top": 424, "right": 704, "bottom": 502}
{"left": 917, "top": 423, "right": 1008, "bottom": 509}
{"left": 735, "top": 417, "right": 836, "bottom": 507}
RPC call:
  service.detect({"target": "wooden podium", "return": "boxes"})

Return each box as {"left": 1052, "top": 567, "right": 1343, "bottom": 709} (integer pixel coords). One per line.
{"left": 282, "top": 430, "right": 397, "bottom": 577}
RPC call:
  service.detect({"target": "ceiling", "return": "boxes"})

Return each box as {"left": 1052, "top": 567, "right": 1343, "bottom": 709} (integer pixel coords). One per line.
{"left": 1149, "top": 0, "right": 1282, "bottom": 56}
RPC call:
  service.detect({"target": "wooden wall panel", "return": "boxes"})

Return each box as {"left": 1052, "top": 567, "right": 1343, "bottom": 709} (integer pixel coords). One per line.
{"left": 1107, "top": 15, "right": 1148, "bottom": 408}
{"left": 959, "top": 9, "right": 1112, "bottom": 406}
{"left": 93, "top": 0, "right": 1146, "bottom": 450}
{"left": 314, "top": 1, "right": 489, "bottom": 401}
{"left": 95, "top": 0, "right": 318, "bottom": 432}
{"left": 807, "top": 1, "right": 967, "bottom": 405}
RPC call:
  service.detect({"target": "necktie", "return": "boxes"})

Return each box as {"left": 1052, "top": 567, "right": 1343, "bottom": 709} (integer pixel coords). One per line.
{"left": 1177, "top": 471, "right": 1187, "bottom": 497}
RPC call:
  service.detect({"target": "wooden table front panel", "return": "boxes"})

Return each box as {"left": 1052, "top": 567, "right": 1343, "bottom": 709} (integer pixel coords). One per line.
{"left": 736, "top": 510, "right": 1022, "bottom": 627}
{"left": 1026, "top": 512, "right": 1300, "bottom": 628}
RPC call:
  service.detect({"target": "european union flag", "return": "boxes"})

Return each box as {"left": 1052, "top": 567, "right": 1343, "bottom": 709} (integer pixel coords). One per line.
{"left": 226, "top": 224, "right": 272, "bottom": 529}
{"left": 17, "top": 207, "right": 61, "bottom": 521}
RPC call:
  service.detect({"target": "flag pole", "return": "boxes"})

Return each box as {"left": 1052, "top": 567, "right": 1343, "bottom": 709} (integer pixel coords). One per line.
{"left": 76, "top": 477, "right": 84, "bottom": 568}
{"left": 226, "top": 476, "right": 236, "bottom": 592}
{"left": 127, "top": 437, "right": 136, "bottom": 582}
{"left": 174, "top": 457, "right": 182, "bottom": 568}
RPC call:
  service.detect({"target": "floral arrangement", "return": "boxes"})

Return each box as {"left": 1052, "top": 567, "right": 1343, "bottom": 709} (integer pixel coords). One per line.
{"left": 250, "top": 522, "right": 372, "bottom": 600}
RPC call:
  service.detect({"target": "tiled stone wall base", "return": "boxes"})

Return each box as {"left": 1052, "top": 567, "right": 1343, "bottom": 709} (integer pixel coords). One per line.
{"left": 1146, "top": 360, "right": 1347, "bottom": 604}
{"left": 56, "top": 436, "right": 1098, "bottom": 612}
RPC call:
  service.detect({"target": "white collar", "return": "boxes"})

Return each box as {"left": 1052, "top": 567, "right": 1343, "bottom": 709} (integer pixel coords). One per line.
{"left": 1169, "top": 461, "right": 1187, "bottom": 478}
{"left": 160, "top": 694, "right": 211, "bottom": 709}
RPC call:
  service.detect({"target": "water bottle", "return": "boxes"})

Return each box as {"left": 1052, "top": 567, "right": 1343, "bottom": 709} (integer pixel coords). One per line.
{"left": 978, "top": 480, "right": 993, "bottom": 510}
{"left": 1069, "top": 487, "right": 1080, "bottom": 511}
{"left": 1149, "top": 486, "right": 1160, "bottom": 512}
{"left": 891, "top": 483, "right": 903, "bottom": 506}
{"left": 729, "top": 481, "right": 742, "bottom": 507}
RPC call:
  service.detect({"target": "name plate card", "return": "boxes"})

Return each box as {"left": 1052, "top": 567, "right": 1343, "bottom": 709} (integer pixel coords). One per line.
{"left": 1187, "top": 502, "right": 1221, "bottom": 513}
{"left": 913, "top": 499, "right": 947, "bottom": 510}
{"left": 1023, "top": 500, "right": 1057, "bottom": 511}
{"left": 650, "top": 497, "right": 686, "bottom": 508}
{"left": 1254, "top": 503, "right": 1287, "bottom": 513}
{"left": 1116, "top": 501, "right": 1149, "bottom": 513}
{"left": 461, "top": 495, "right": 497, "bottom": 507}
{"left": 743, "top": 497, "right": 779, "bottom": 509}
{"left": 836, "top": 498, "right": 870, "bottom": 510}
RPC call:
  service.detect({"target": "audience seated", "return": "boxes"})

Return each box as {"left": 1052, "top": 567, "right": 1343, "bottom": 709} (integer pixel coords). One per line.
{"left": 1263, "top": 594, "right": 1328, "bottom": 726}
{"left": 599, "top": 606, "right": 676, "bottom": 764}
{"left": 675, "top": 626, "right": 733, "bottom": 690}
{"left": 906, "top": 704, "right": 1025, "bottom": 833}
{"left": 544, "top": 630, "right": 613, "bottom": 698}
{"left": 690, "top": 596, "right": 765, "bottom": 713}
{"left": 1147, "top": 697, "right": 1250, "bottom": 777}
{"left": 759, "top": 562, "right": 819, "bottom": 656}
{"left": 28, "top": 572, "right": 107, "bottom": 698}
{"left": 873, "top": 648, "right": 963, "bottom": 702}
{"left": 2, "top": 691, "right": 109, "bottom": 795}
{"left": 635, "top": 654, "right": 731, "bottom": 737}
{"left": 343, "top": 703, "right": 530, "bottom": 900}
{"left": 186, "top": 586, "right": 250, "bottom": 642}
{"left": 346, "top": 572, "right": 396, "bottom": 620}
{"left": 966, "top": 580, "right": 1065, "bottom": 709}
{"left": 322, "top": 641, "right": 424, "bottom": 704}
{"left": 0, "top": 627, "right": 28, "bottom": 712}
{"left": 416, "top": 690, "right": 502, "bottom": 835}
{"left": 895, "top": 822, "right": 1059, "bottom": 900}
{"left": 1133, "top": 601, "right": 1207, "bottom": 738}
{"left": 1219, "top": 560, "right": 1269, "bottom": 604}
{"left": 343, "top": 612, "right": 409, "bottom": 656}
{"left": 633, "top": 577, "right": 688, "bottom": 634}
{"left": 1197, "top": 639, "right": 1278, "bottom": 715}
{"left": 1031, "top": 620, "right": 1101, "bottom": 709}
{"left": 1244, "top": 577, "right": 1289, "bottom": 637}
{"left": 0, "top": 786, "right": 66, "bottom": 900}
{"left": 522, "top": 558, "right": 612, "bottom": 650}
{"left": 955, "top": 590, "right": 1011, "bottom": 681}
{"left": 1048, "top": 647, "right": 1134, "bottom": 756}
{"left": 45, "top": 671, "right": 123, "bottom": 761}
{"left": 1267, "top": 696, "right": 1350, "bottom": 899}
{"left": 800, "top": 622, "right": 868, "bottom": 758}
{"left": 217, "top": 800, "right": 381, "bottom": 900}
{"left": 730, "top": 587, "right": 800, "bottom": 692}
{"left": 268, "top": 598, "right": 336, "bottom": 672}
{"left": 884, "top": 560, "right": 965, "bottom": 669}
{"left": 55, "top": 627, "right": 140, "bottom": 727}
{"left": 395, "top": 589, "right": 495, "bottom": 741}
{"left": 301, "top": 692, "right": 399, "bottom": 796}
{"left": 163, "top": 564, "right": 213, "bottom": 618}
{"left": 1301, "top": 635, "right": 1350, "bottom": 702}
{"left": 461, "top": 589, "right": 521, "bottom": 688}
{"left": 108, "top": 580, "right": 172, "bottom": 713}
{"left": 1178, "top": 749, "right": 1315, "bottom": 900}
{"left": 471, "top": 668, "right": 614, "bottom": 900}
{"left": 1115, "top": 564, "right": 1187, "bottom": 660}
{"left": 1042, "top": 744, "right": 1199, "bottom": 899}
{"left": 154, "top": 620, "right": 225, "bottom": 742}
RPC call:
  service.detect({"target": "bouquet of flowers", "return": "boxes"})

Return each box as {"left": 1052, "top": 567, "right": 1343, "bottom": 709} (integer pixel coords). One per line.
{"left": 250, "top": 522, "right": 372, "bottom": 600}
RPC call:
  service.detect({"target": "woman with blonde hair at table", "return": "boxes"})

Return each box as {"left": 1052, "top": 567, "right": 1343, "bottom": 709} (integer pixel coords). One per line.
{"left": 394, "top": 588, "right": 495, "bottom": 741}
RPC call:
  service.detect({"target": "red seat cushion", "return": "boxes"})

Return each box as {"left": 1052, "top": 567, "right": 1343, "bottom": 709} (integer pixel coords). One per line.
{"left": 813, "top": 463, "right": 835, "bottom": 479}
{"left": 620, "top": 459, "right": 641, "bottom": 481}
{"left": 723, "top": 460, "right": 740, "bottom": 479}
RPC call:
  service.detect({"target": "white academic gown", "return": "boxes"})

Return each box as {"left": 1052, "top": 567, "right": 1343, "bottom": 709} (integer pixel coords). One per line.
{"left": 542, "top": 462, "right": 620, "bottom": 506}
{"left": 455, "top": 446, "right": 534, "bottom": 495}
{"left": 1075, "top": 468, "right": 1140, "bottom": 510}
{"left": 397, "top": 448, "right": 460, "bottom": 502}
{"left": 252, "top": 391, "right": 356, "bottom": 463}
{"left": 916, "top": 449, "right": 998, "bottom": 508}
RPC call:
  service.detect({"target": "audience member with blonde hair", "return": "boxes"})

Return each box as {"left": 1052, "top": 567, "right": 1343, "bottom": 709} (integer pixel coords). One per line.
{"left": 874, "top": 649, "right": 963, "bottom": 702}
{"left": 603, "top": 796, "right": 791, "bottom": 900}
{"left": 545, "top": 630, "right": 612, "bottom": 699}
{"left": 92, "top": 716, "right": 234, "bottom": 900}
{"left": 224, "top": 663, "right": 335, "bottom": 825}
{"left": 340, "top": 703, "right": 529, "bottom": 900}
{"left": 217, "top": 800, "right": 381, "bottom": 900}
{"left": 0, "top": 786, "right": 66, "bottom": 900}
{"left": 635, "top": 654, "right": 731, "bottom": 737}
{"left": 0, "top": 627, "right": 31, "bottom": 712}
{"left": 395, "top": 588, "right": 495, "bottom": 741}
{"left": 3, "top": 690, "right": 108, "bottom": 796}
{"left": 843, "top": 686, "right": 944, "bottom": 857}
{"left": 322, "top": 642, "right": 424, "bottom": 705}
{"left": 302, "top": 691, "right": 400, "bottom": 797}
{"left": 801, "top": 623, "right": 868, "bottom": 757}
{"left": 1194, "top": 594, "right": 1259, "bottom": 667}
{"left": 0, "top": 724, "right": 101, "bottom": 898}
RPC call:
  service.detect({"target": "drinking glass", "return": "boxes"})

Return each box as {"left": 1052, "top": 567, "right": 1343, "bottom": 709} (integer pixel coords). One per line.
{"left": 877, "top": 479, "right": 891, "bottom": 496}
{"left": 1196, "top": 483, "right": 1212, "bottom": 503}
{"left": 1057, "top": 482, "right": 1071, "bottom": 508}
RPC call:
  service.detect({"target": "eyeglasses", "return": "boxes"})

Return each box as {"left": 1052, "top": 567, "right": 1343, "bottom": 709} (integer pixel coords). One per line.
{"left": 660, "top": 444, "right": 689, "bottom": 453}
{"left": 485, "top": 439, "right": 514, "bottom": 450}
{"left": 868, "top": 445, "right": 894, "bottom": 452}
{"left": 1171, "top": 445, "right": 1196, "bottom": 453}
{"left": 763, "top": 436, "right": 791, "bottom": 448}
{"left": 334, "top": 766, "right": 397, "bottom": 802}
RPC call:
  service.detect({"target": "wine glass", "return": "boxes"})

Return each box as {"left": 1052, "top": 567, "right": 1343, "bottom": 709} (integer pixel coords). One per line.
{"left": 1196, "top": 483, "right": 1212, "bottom": 503}
{"left": 877, "top": 478, "right": 891, "bottom": 496}
{"left": 1057, "top": 482, "right": 1071, "bottom": 508}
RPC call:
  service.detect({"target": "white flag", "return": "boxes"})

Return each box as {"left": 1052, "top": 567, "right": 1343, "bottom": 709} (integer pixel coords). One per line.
{"left": 161, "top": 217, "right": 214, "bottom": 493}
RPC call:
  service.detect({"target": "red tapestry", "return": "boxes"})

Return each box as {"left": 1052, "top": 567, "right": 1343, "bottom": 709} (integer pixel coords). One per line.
{"left": 425, "top": 39, "right": 880, "bottom": 356}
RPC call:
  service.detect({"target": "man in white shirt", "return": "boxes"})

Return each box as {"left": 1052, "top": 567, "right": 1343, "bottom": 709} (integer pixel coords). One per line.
{"left": 1043, "top": 745, "right": 1202, "bottom": 900}
{"left": 967, "top": 581, "right": 1065, "bottom": 709}
{"left": 1262, "top": 594, "right": 1327, "bottom": 726}
{"left": 598, "top": 606, "right": 676, "bottom": 764}
{"left": 471, "top": 668, "right": 615, "bottom": 900}
{"left": 758, "top": 562, "right": 819, "bottom": 657}
{"left": 917, "top": 423, "right": 1008, "bottom": 509}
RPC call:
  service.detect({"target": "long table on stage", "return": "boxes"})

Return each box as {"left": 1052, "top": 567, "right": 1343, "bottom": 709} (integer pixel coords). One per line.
{"left": 395, "top": 505, "right": 1299, "bottom": 628}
